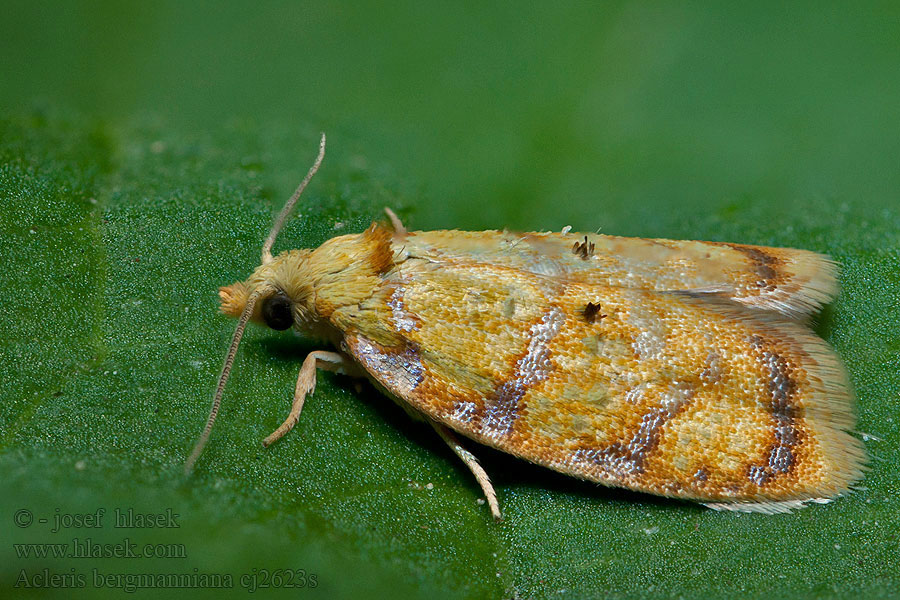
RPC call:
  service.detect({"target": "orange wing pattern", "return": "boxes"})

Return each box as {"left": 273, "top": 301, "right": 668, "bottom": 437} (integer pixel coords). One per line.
{"left": 332, "top": 243, "right": 863, "bottom": 512}
{"left": 402, "top": 230, "right": 838, "bottom": 321}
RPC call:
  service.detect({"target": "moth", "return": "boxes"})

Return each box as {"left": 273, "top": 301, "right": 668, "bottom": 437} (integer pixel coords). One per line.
{"left": 186, "top": 134, "right": 865, "bottom": 518}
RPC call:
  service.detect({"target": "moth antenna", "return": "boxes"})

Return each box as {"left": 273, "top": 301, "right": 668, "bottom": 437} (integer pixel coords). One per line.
{"left": 261, "top": 132, "right": 327, "bottom": 264}
{"left": 184, "top": 288, "right": 263, "bottom": 474}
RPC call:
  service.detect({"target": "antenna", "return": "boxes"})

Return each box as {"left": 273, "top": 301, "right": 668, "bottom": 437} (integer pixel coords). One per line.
{"left": 261, "top": 133, "right": 326, "bottom": 264}
{"left": 184, "top": 288, "right": 265, "bottom": 474}
{"left": 185, "top": 133, "right": 326, "bottom": 474}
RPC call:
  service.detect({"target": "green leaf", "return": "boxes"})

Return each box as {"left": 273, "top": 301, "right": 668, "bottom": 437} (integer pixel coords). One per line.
{"left": 2, "top": 107, "right": 898, "bottom": 600}
{"left": 2, "top": 3, "right": 900, "bottom": 598}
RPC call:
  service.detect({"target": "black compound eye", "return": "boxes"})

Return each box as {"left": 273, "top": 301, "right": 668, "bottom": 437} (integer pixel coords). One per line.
{"left": 261, "top": 292, "right": 293, "bottom": 330}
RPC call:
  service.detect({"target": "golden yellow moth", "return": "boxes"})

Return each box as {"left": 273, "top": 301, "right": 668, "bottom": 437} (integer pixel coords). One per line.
{"left": 185, "top": 134, "right": 866, "bottom": 519}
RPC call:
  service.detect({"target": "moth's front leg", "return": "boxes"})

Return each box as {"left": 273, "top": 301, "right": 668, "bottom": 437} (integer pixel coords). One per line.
{"left": 262, "top": 351, "right": 362, "bottom": 447}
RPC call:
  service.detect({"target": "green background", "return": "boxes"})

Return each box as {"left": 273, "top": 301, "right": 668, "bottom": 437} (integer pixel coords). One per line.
{"left": 2, "top": 2, "right": 898, "bottom": 598}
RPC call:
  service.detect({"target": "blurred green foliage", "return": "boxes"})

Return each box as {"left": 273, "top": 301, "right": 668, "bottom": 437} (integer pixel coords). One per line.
{"left": 1, "top": 2, "right": 898, "bottom": 598}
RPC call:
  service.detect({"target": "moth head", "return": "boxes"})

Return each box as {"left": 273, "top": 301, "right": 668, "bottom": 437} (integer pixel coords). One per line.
{"left": 217, "top": 249, "right": 316, "bottom": 332}
{"left": 219, "top": 282, "right": 295, "bottom": 329}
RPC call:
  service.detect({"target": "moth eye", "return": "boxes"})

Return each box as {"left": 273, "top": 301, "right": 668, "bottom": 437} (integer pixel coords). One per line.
{"left": 261, "top": 292, "right": 294, "bottom": 330}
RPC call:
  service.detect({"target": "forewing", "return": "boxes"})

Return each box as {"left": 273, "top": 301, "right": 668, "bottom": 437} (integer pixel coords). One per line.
{"left": 402, "top": 230, "right": 838, "bottom": 321}
{"left": 334, "top": 258, "right": 863, "bottom": 509}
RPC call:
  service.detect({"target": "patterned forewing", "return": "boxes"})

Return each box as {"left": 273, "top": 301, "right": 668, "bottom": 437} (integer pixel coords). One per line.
{"left": 338, "top": 258, "right": 863, "bottom": 505}
{"left": 402, "top": 230, "right": 838, "bottom": 320}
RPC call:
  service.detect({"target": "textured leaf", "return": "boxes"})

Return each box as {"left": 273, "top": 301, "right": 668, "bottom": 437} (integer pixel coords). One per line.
{"left": 2, "top": 3, "right": 899, "bottom": 599}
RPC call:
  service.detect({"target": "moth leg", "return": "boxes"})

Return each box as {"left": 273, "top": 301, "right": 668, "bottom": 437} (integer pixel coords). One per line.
{"left": 430, "top": 421, "right": 502, "bottom": 521}
{"left": 262, "top": 351, "right": 362, "bottom": 447}
{"left": 383, "top": 207, "right": 407, "bottom": 235}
